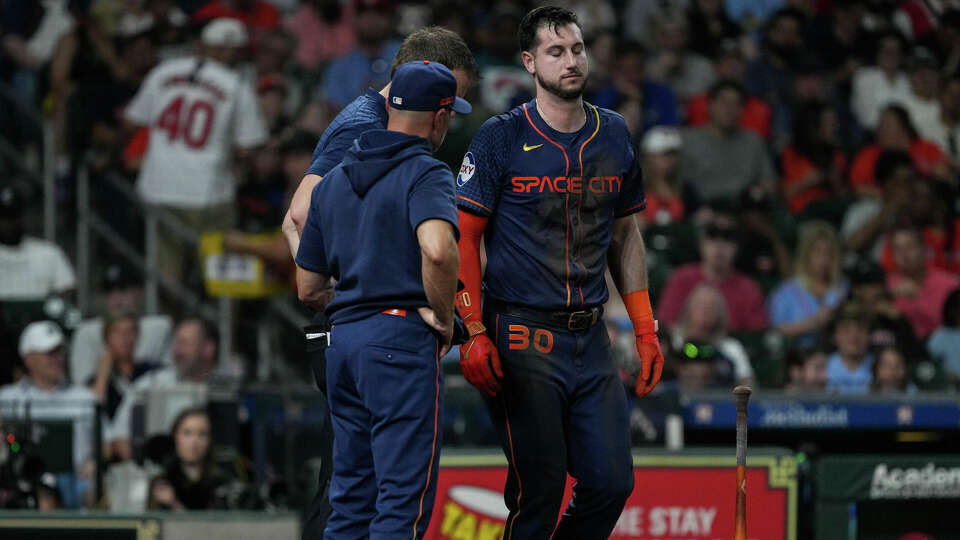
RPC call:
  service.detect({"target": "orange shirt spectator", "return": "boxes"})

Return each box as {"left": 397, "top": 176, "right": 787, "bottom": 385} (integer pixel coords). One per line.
{"left": 686, "top": 93, "right": 771, "bottom": 139}
{"left": 850, "top": 140, "right": 946, "bottom": 194}
{"left": 849, "top": 104, "right": 949, "bottom": 196}
{"left": 782, "top": 148, "right": 847, "bottom": 214}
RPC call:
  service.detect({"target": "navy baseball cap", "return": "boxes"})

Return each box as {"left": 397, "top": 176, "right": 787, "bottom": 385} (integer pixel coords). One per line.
{"left": 389, "top": 61, "right": 471, "bottom": 115}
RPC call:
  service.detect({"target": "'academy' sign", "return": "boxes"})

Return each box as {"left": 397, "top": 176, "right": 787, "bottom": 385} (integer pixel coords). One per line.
{"left": 871, "top": 463, "right": 960, "bottom": 499}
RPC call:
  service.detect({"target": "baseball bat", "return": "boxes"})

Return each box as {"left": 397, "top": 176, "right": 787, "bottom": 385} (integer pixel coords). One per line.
{"left": 733, "top": 385, "right": 752, "bottom": 540}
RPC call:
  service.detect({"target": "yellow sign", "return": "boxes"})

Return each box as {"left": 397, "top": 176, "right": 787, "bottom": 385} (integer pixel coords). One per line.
{"left": 199, "top": 232, "right": 288, "bottom": 298}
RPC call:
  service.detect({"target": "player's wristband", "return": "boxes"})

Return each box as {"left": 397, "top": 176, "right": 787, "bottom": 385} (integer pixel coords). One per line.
{"left": 466, "top": 321, "right": 487, "bottom": 337}
{"left": 633, "top": 320, "right": 659, "bottom": 337}
{"left": 624, "top": 289, "right": 656, "bottom": 336}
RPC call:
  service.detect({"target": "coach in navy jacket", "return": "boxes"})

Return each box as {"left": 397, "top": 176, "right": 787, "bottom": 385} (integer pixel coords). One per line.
{"left": 292, "top": 61, "right": 470, "bottom": 539}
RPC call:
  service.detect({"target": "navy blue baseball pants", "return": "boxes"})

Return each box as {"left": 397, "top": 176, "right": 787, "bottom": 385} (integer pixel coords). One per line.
{"left": 483, "top": 305, "right": 634, "bottom": 540}
{"left": 324, "top": 310, "right": 443, "bottom": 540}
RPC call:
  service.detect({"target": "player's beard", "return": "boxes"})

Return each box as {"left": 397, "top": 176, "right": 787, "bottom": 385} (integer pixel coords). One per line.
{"left": 537, "top": 71, "right": 587, "bottom": 101}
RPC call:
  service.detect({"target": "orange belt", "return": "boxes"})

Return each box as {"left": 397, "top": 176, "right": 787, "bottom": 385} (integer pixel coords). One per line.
{"left": 381, "top": 309, "right": 407, "bottom": 317}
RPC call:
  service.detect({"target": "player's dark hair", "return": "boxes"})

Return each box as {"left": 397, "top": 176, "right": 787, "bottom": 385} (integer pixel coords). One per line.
{"left": 391, "top": 26, "right": 479, "bottom": 85}
{"left": 874, "top": 150, "right": 914, "bottom": 187}
{"left": 707, "top": 79, "right": 746, "bottom": 103}
{"left": 518, "top": 6, "right": 581, "bottom": 53}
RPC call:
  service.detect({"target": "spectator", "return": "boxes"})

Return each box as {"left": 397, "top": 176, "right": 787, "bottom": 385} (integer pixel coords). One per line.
{"left": 848, "top": 105, "right": 949, "bottom": 197}
{"left": 918, "top": 75, "right": 960, "bottom": 163}
{"left": 900, "top": 47, "right": 942, "bottom": 133}
{"left": 644, "top": 11, "right": 715, "bottom": 101}
{"left": 124, "top": 18, "right": 268, "bottom": 284}
{"left": 668, "top": 284, "right": 755, "bottom": 385}
{"left": 887, "top": 225, "right": 960, "bottom": 339}
{"left": 88, "top": 311, "right": 161, "bottom": 432}
{"left": 147, "top": 408, "right": 230, "bottom": 510}
{"left": 825, "top": 301, "right": 874, "bottom": 395}
{"left": 588, "top": 40, "right": 680, "bottom": 135}
{"left": 769, "top": 221, "right": 847, "bottom": 349}
{"left": 69, "top": 263, "right": 174, "bottom": 385}
{"left": 851, "top": 31, "right": 911, "bottom": 131}
{"left": 285, "top": 0, "right": 356, "bottom": 72}
{"left": 680, "top": 81, "right": 776, "bottom": 203}
{"left": 780, "top": 101, "right": 848, "bottom": 216}
{"left": 744, "top": 8, "right": 809, "bottom": 146}
{"left": 622, "top": 0, "right": 689, "bottom": 47}
{"left": 670, "top": 339, "right": 736, "bottom": 392}
{"left": 784, "top": 347, "right": 829, "bottom": 394}
{"left": 0, "top": 185, "right": 76, "bottom": 301}
{"left": 657, "top": 216, "right": 769, "bottom": 331}
{"left": 686, "top": 41, "right": 772, "bottom": 139}
{"left": 870, "top": 345, "right": 917, "bottom": 394}
{"left": 0, "top": 321, "right": 97, "bottom": 507}
{"left": 319, "top": 0, "right": 401, "bottom": 108}
{"left": 809, "top": 0, "right": 866, "bottom": 95}
{"left": 0, "top": 0, "right": 76, "bottom": 104}
{"left": 928, "top": 288, "right": 960, "bottom": 386}
{"left": 109, "top": 318, "right": 229, "bottom": 461}
{"left": 686, "top": 0, "right": 741, "bottom": 60}
{"left": 847, "top": 259, "right": 923, "bottom": 360}
{"left": 192, "top": 0, "right": 280, "bottom": 32}
{"left": 637, "top": 127, "right": 700, "bottom": 227}
{"left": 842, "top": 150, "right": 913, "bottom": 258}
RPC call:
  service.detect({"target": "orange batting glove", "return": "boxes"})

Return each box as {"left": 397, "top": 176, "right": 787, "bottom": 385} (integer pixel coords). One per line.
{"left": 459, "top": 321, "right": 503, "bottom": 397}
{"left": 624, "top": 290, "right": 664, "bottom": 398}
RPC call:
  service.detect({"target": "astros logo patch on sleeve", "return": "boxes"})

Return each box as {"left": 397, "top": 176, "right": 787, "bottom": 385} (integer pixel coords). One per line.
{"left": 457, "top": 152, "right": 476, "bottom": 187}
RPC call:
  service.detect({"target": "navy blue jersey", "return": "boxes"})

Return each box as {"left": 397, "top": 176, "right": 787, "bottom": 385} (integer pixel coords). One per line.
{"left": 456, "top": 99, "right": 644, "bottom": 310}
{"left": 296, "top": 130, "right": 459, "bottom": 324}
{"left": 305, "top": 88, "right": 388, "bottom": 177}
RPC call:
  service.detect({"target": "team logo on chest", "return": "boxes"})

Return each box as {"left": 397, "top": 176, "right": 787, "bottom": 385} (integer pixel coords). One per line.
{"left": 510, "top": 176, "right": 622, "bottom": 194}
{"left": 457, "top": 152, "right": 476, "bottom": 187}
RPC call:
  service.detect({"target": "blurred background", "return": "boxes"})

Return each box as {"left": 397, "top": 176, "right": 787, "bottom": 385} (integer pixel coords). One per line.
{"left": 1, "top": 0, "right": 960, "bottom": 538}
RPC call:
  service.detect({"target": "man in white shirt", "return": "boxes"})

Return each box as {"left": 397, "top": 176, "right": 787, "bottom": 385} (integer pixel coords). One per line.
{"left": 900, "top": 47, "right": 941, "bottom": 133}
{"left": 851, "top": 31, "right": 911, "bottom": 131}
{"left": 0, "top": 185, "right": 75, "bottom": 301}
{"left": 918, "top": 76, "right": 960, "bottom": 163}
{"left": 0, "top": 321, "right": 97, "bottom": 508}
{"left": 124, "top": 18, "right": 267, "bottom": 282}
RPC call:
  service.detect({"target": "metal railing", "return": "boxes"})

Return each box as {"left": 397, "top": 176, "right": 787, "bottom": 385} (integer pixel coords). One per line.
{"left": 74, "top": 158, "right": 310, "bottom": 371}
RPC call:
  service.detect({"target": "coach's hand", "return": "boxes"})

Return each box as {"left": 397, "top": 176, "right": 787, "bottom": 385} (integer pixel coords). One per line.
{"left": 634, "top": 322, "right": 664, "bottom": 398}
{"left": 460, "top": 333, "right": 503, "bottom": 397}
{"left": 419, "top": 307, "right": 454, "bottom": 357}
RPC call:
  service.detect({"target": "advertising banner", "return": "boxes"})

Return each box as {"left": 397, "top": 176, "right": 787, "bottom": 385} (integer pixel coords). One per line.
{"left": 427, "top": 453, "right": 796, "bottom": 540}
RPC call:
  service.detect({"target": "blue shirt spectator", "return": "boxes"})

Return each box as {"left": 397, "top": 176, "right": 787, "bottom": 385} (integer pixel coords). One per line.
{"left": 826, "top": 352, "right": 874, "bottom": 394}
{"left": 769, "top": 280, "right": 845, "bottom": 346}
{"left": 824, "top": 302, "right": 874, "bottom": 395}
{"left": 768, "top": 221, "right": 847, "bottom": 348}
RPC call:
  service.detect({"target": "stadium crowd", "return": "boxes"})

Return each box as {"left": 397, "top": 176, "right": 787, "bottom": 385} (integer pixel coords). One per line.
{"left": 1, "top": 0, "right": 960, "bottom": 512}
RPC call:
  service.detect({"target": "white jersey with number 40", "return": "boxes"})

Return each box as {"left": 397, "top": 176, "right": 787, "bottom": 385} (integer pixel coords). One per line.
{"left": 125, "top": 56, "right": 267, "bottom": 208}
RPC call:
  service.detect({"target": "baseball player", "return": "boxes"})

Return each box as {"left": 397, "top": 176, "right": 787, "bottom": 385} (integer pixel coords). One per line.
{"left": 293, "top": 60, "right": 470, "bottom": 539}
{"left": 454, "top": 6, "right": 664, "bottom": 539}
{"left": 125, "top": 18, "right": 267, "bottom": 283}
{"left": 280, "top": 27, "right": 477, "bottom": 540}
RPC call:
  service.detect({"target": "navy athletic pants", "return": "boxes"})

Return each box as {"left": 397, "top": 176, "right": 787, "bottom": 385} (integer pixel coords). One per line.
{"left": 483, "top": 304, "right": 634, "bottom": 540}
{"left": 324, "top": 310, "right": 443, "bottom": 540}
